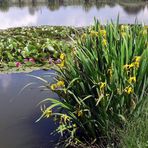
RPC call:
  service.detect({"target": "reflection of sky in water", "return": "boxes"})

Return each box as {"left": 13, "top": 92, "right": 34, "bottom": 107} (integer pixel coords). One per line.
{"left": 0, "top": 4, "right": 148, "bottom": 29}
{"left": 0, "top": 70, "right": 58, "bottom": 148}
{"left": 0, "top": 74, "right": 12, "bottom": 92}
{"left": 0, "top": 7, "right": 38, "bottom": 28}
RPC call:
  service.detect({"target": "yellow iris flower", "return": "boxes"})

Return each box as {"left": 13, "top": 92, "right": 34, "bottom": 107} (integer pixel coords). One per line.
{"left": 60, "top": 53, "right": 65, "bottom": 60}
{"left": 100, "top": 29, "right": 107, "bottom": 38}
{"left": 40, "top": 106, "right": 52, "bottom": 118}
{"left": 124, "top": 86, "right": 134, "bottom": 94}
{"left": 90, "top": 30, "right": 98, "bottom": 37}
{"left": 60, "top": 114, "right": 70, "bottom": 124}
{"left": 50, "top": 80, "right": 65, "bottom": 90}
{"left": 128, "top": 77, "right": 136, "bottom": 83}
{"left": 120, "top": 25, "right": 129, "bottom": 31}
{"left": 102, "top": 39, "right": 107, "bottom": 46}
{"left": 75, "top": 108, "right": 83, "bottom": 117}
{"left": 100, "top": 82, "right": 106, "bottom": 90}
{"left": 50, "top": 84, "right": 57, "bottom": 90}
{"left": 81, "top": 33, "right": 87, "bottom": 40}
{"left": 57, "top": 80, "right": 65, "bottom": 87}
{"left": 57, "top": 60, "right": 65, "bottom": 68}
{"left": 133, "top": 56, "right": 141, "bottom": 62}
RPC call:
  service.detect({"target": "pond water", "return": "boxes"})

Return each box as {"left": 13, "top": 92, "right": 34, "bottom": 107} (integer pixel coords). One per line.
{"left": 0, "top": 70, "right": 59, "bottom": 148}
{"left": 0, "top": 0, "right": 148, "bottom": 29}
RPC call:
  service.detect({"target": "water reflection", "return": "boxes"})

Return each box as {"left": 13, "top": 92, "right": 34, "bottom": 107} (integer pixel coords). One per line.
{"left": 0, "top": 0, "right": 147, "bottom": 28}
{"left": 0, "top": 74, "right": 12, "bottom": 92}
{"left": 0, "top": 9, "right": 37, "bottom": 29}
{"left": 0, "top": 0, "right": 147, "bottom": 13}
{"left": 0, "top": 70, "right": 59, "bottom": 148}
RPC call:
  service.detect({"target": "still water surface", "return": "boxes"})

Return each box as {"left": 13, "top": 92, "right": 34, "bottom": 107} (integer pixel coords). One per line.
{"left": 0, "top": 0, "right": 148, "bottom": 29}
{"left": 0, "top": 70, "right": 59, "bottom": 148}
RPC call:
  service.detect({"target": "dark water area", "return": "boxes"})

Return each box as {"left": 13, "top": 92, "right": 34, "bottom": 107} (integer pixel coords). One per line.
{"left": 0, "top": 0, "right": 148, "bottom": 29}
{"left": 0, "top": 70, "right": 59, "bottom": 148}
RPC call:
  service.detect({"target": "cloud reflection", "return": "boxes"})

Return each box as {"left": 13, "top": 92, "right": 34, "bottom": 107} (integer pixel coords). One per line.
{"left": 0, "top": 74, "right": 12, "bottom": 92}
{"left": 0, "top": 7, "right": 37, "bottom": 29}
{"left": 0, "top": 3, "right": 147, "bottom": 29}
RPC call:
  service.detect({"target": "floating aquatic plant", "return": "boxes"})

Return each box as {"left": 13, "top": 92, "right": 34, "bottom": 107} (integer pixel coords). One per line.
{"left": 0, "top": 26, "right": 77, "bottom": 72}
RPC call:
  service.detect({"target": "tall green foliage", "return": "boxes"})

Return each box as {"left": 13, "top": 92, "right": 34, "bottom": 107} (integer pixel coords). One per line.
{"left": 39, "top": 21, "right": 148, "bottom": 147}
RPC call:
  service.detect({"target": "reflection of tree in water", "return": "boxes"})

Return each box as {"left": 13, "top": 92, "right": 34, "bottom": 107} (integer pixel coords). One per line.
{"left": 0, "top": 0, "right": 147, "bottom": 15}
{"left": 0, "top": 0, "right": 9, "bottom": 12}
{"left": 47, "top": 0, "right": 62, "bottom": 11}
{"left": 121, "top": 4, "right": 146, "bottom": 15}
{"left": 32, "top": 0, "right": 37, "bottom": 7}
{"left": 28, "top": 0, "right": 39, "bottom": 15}
{"left": 28, "top": 7, "right": 36, "bottom": 15}
{"left": 82, "top": 0, "right": 93, "bottom": 12}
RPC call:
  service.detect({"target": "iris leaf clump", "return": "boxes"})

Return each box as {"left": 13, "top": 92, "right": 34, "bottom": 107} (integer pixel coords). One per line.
{"left": 38, "top": 21, "right": 148, "bottom": 147}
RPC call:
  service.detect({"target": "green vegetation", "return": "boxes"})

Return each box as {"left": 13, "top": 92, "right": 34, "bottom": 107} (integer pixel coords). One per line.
{"left": 38, "top": 21, "right": 148, "bottom": 147}
{"left": 0, "top": 19, "right": 147, "bottom": 147}
{"left": 0, "top": 26, "right": 79, "bottom": 73}
{"left": 119, "top": 99, "right": 148, "bottom": 148}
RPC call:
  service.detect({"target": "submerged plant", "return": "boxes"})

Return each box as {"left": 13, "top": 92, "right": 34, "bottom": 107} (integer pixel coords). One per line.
{"left": 38, "top": 21, "right": 148, "bottom": 147}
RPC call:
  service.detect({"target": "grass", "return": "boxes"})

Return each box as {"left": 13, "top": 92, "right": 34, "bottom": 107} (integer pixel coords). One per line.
{"left": 119, "top": 98, "right": 148, "bottom": 148}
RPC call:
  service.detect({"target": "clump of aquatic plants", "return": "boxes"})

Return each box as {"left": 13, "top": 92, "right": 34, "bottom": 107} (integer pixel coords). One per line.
{"left": 39, "top": 21, "right": 148, "bottom": 147}
{"left": 0, "top": 26, "right": 76, "bottom": 71}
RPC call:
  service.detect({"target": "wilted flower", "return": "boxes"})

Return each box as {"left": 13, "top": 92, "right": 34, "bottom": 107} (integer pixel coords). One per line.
{"left": 130, "top": 99, "right": 136, "bottom": 110}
